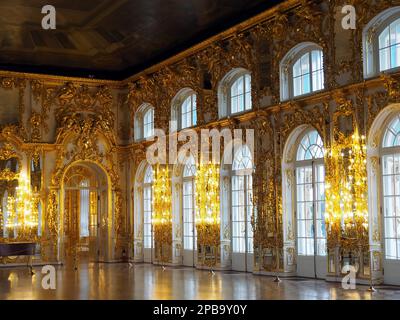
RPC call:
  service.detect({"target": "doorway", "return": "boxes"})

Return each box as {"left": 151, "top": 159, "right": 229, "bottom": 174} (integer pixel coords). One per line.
{"left": 62, "top": 163, "right": 108, "bottom": 265}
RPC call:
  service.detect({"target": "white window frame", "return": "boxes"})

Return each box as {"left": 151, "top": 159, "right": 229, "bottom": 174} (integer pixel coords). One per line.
{"left": 182, "top": 157, "right": 197, "bottom": 251}
{"left": 294, "top": 130, "right": 327, "bottom": 257}
{"left": 381, "top": 115, "right": 400, "bottom": 260}
{"left": 143, "top": 165, "right": 153, "bottom": 250}
{"left": 143, "top": 108, "right": 154, "bottom": 139}
{"left": 231, "top": 146, "right": 254, "bottom": 254}
{"left": 280, "top": 43, "right": 325, "bottom": 101}
{"left": 218, "top": 68, "right": 252, "bottom": 119}
{"left": 171, "top": 89, "right": 197, "bottom": 132}
{"left": 228, "top": 74, "right": 252, "bottom": 116}
{"left": 180, "top": 93, "right": 197, "bottom": 130}
{"left": 134, "top": 103, "right": 154, "bottom": 141}
{"left": 363, "top": 7, "right": 400, "bottom": 78}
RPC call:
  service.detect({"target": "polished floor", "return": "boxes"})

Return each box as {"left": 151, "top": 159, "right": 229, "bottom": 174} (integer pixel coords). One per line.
{"left": 0, "top": 261, "right": 400, "bottom": 300}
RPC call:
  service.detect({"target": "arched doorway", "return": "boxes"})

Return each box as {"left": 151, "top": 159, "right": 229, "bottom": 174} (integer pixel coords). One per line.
{"left": 367, "top": 103, "right": 400, "bottom": 286}
{"left": 181, "top": 154, "right": 197, "bottom": 267}
{"left": 231, "top": 145, "right": 254, "bottom": 272}
{"left": 61, "top": 162, "right": 109, "bottom": 265}
{"left": 282, "top": 125, "right": 327, "bottom": 279}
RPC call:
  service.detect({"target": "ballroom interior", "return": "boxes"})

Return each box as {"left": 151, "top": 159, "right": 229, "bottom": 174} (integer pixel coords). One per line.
{"left": 1, "top": 0, "right": 400, "bottom": 300}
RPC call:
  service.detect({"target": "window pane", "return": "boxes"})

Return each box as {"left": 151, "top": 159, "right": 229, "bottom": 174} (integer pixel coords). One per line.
{"left": 237, "top": 94, "right": 244, "bottom": 113}
{"left": 391, "top": 44, "right": 400, "bottom": 69}
{"left": 301, "top": 53, "right": 310, "bottom": 74}
{"left": 383, "top": 176, "right": 394, "bottom": 196}
{"left": 293, "top": 76, "right": 302, "bottom": 97}
{"left": 306, "top": 239, "right": 315, "bottom": 255}
{"left": 298, "top": 238, "right": 306, "bottom": 255}
{"left": 231, "top": 96, "right": 238, "bottom": 114}
{"left": 311, "top": 50, "right": 323, "bottom": 70}
{"left": 380, "top": 47, "right": 391, "bottom": 71}
{"left": 312, "top": 70, "right": 324, "bottom": 91}
{"left": 379, "top": 26, "right": 390, "bottom": 49}
{"left": 317, "top": 239, "right": 326, "bottom": 256}
{"left": 382, "top": 149, "right": 400, "bottom": 260}
{"left": 245, "top": 92, "right": 252, "bottom": 110}
{"left": 293, "top": 59, "right": 302, "bottom": 77}
{"left": 302, "top": 74, "right": 311, "bottom": 94}
{"left": 143, "top": 108, "right": 154, "bottom": 138}
{"left": 230, "top": 75, "right": 251, "bottom": 115}
{"left": 386, "top": 239, "right": 397, "bottom": 259}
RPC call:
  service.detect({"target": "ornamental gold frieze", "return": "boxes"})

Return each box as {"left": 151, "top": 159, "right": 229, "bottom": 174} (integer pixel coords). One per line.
{"left": 293, "top": 0, "right": 325, "bottom": 41}
{"left": 345, "top": 0, "right": 400, "bottom": 83}
{"left": 56, "top": 83, "right": 114, "bottom": 123}
{"left": 56, "top": 112, "right": 116, "bottom": 147}
{"left": 51, "top": 136, "right": 119, "bottom": 190}
{"left": 114, "top": 189, "right": 125, "bottom": 238}
{"left": 0, "top": 77, "right": 26, "bottom": 121}
{"left": 47, "top": 190, "right": 58, "bottom": 239}
{"left": 29, "top": 112, "right": 43, "bottom": 142}
{"left": 280, "top": 103, "right": 326, "bottom": 148}
{"left": 29, "top": 80, "right": 116, "bottom": 140}
{"left": 366, "top": 90, "right": 389, "bottom": 135}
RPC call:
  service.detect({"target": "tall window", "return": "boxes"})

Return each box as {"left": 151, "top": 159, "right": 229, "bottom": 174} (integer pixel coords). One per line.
{"left": 218, "top": 68, "right": 252, "bottom": 118}
{"left": 379, "top": 18, "right": 400, "bottom": 72}
{"left": 134, "top": 104, "right": 154, "bottom": 141}
{"left": 182, "top": 156, "right": 196, "bottom": 250}
{"left": 80, "top": 179, "right": 90, "bottom": 237}
{"left": 143, "top": 108, "right": 154, "bottom": 139}
{"left": 143, "top": 165, "right": 153, "bottom": 249}
{"left": 382, "top": 115, "right": 400, "bottom": 260}
{"left": 230, "top": 74, "right": 252, "bottom": 115}
{"left": 293, "top": 50, "right": 324, "bottom": 97}
{"left": 171, "top": 89, "right": 197, "bottom": 132}
{"left": 363, "top": 8, "right": 400, "bottom": 78}
{"left": 280, "top": 43, "right": 325, "bottom": 101}
{"left": 231, "top": 145, "right": 253, "bottom": 254}
{"left": 295, "top": 130, "right": 326, "bottom": 256}
{"left": 181, "top": 94, "right": 197, "bottom": 129}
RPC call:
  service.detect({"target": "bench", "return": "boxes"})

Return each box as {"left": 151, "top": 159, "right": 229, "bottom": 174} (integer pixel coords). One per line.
{"left": 0, "top": 242, "right": 37, "bottom": 275}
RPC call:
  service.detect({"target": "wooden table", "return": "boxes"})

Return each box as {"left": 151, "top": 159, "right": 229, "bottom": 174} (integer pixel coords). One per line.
{"left": 0, "top": 242, "right": 36, "bottom": 275}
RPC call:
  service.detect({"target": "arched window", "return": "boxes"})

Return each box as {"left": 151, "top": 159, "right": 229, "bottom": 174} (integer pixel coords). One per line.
{"left": 171, "top": 89, "right": 197, "bottom": 131}
{"left": 378, "top": 18, "right": 400, "bottom": 72}
{"left": 280, "top": 43, "right": 324, "bottom": 101}
{"left": 368, "top": 105, "right": 400, "bottom": 285}
{"left": 218, "top": 68, "right": 252, "bottom": 118}
{"left": 231, "top": 145, "right": 253, "bottom": 272}
{"left": 143, "top": 108, "right": 154, "bottom": 139}
{"left": 295, "top": 130, "right": 326, "bottom": 261}
{"left": 363, "top": 7, "right": 400, "bottom": 78}
{"left": 230, "top": 74, "right": 251, "bottom": 114}
{"left": 182, "top": 155, "right": 197, "bottom": 266}
{"left": 134, "top": 103, "right": 154, "bottom": 141}
{"left": 143, "top": 165, "right": 153, "bottom": 251}
{"left": 181, "top": 94, "right": 197, "bottom": 129}
{"left": 382, "top": 115, "right": 400, "bottom": 261}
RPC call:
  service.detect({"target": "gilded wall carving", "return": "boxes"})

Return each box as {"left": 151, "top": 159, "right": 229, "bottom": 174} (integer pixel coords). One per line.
{"left": 0, "top": 0, "right": 398, "bottom": 277}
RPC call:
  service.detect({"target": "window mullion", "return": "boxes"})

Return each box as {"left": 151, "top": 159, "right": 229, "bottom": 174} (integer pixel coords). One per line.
{"left": 243, "top": 75, "right": 246, "bottom": 111}
{"left": 309, "top": 52, "right": 313, "bottom": 93}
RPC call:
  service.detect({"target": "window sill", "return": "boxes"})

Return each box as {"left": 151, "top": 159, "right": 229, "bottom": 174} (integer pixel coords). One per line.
{"left": 220, "top": 108, "right": 253, "bottom": 120}
{"left": 282, "top": 89, "right": 326, "bottom": 103}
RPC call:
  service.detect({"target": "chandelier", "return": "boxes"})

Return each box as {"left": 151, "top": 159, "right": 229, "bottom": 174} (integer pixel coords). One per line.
{"left": 3, "top": 174, "right": 39, "bottom": 241}
{"left": 195, "top": 161, "right": 220, "bottom": 248}
{"left": 325, "top": 129, "right": 369, "bottom": 249}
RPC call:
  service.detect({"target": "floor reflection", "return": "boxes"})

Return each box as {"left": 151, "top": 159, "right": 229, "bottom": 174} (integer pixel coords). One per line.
{"left": 0, "top": 262, "right": 399, "bottom": 300}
